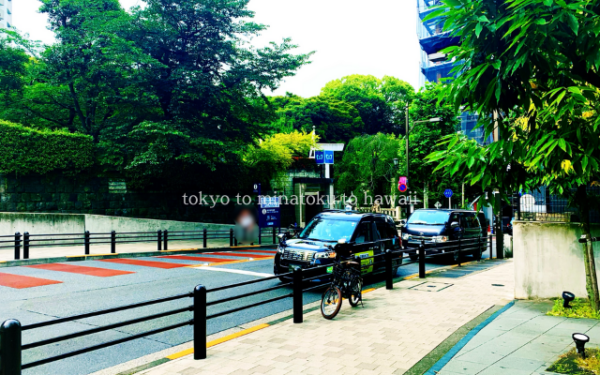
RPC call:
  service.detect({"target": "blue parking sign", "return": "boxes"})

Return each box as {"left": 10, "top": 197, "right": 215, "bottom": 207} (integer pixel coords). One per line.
{"left": 315, "top": 150, "right": 325, "bottom": 164}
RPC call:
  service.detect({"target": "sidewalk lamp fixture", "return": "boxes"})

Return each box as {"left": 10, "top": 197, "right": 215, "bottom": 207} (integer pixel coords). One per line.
{"left": 573, "top": 333, "right": 590, "bottom": 358}
{"left": 562, "top": 291, "right": 575, "bottom": 308}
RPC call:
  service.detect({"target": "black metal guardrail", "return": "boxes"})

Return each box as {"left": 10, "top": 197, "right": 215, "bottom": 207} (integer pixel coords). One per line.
{"left": 0, "top": 227, "right": 284, "bottom": 261}
{"left": 0, "top": 235, "right": 494, "bottom": 374}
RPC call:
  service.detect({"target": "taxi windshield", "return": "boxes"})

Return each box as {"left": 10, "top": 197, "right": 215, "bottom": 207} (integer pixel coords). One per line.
{"left": 407, "top": 211, "right": 450, "bottom": 225}
{"left": 299, "top": 217, "right": 357, "bottom": 242}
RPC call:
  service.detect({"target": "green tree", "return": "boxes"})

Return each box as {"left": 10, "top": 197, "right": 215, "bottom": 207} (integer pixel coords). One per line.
{"left": 243, "top": 131, "right": 317, "bottom": 184}
{"left": 0, "top": 0, "right": 310, "bottom": 191}
{"left": 0, "top": 32, "right": 29, "bottom": 94}
{"left": 268, "top": 94, "right": 364, "bottom": 142}
{"left": 426, "top": 0, "right": 600, "bottom": 308}
{"left": 338, "top": 133, "right": 401, "bottom": 205}
{"left": 321, "top": 75, "right": 415, "bottom": 135}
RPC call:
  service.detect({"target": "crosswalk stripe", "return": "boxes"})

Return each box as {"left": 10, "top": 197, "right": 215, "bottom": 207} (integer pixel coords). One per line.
{"left": 189, "top": 266, "right": 273, "bottom": 277}
{"left": 204, "top": 252, "right": 273, "bottom": 259}
{"left": 27, "top": 263, "right": 134, "bottom": 277}
{"left": 0, "top": 272, "right": 62, "bottom": 289}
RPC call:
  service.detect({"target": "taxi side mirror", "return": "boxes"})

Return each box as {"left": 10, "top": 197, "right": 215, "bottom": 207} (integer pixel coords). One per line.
{"left": 450, "top": 221, "right": 460, "bottom": 228}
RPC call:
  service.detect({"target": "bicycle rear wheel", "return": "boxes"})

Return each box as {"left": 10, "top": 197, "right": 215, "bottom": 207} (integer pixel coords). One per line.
{"left": 349, "top": 277, "right": 363, "bottom": 307}
{"left": 321, "top": 286, "right": 342, "bottom": 319}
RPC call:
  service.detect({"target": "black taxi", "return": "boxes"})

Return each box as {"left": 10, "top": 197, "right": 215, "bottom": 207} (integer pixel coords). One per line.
{"left": 274, "top": 210, "right": 402, "bottom": 279}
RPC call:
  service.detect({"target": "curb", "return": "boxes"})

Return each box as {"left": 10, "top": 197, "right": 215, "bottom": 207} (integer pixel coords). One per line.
{"left": 0, "top": 244, "right": 278, "bottom": 268}
{"left": 424, "top": 300, "right": 516, "bottom": 375}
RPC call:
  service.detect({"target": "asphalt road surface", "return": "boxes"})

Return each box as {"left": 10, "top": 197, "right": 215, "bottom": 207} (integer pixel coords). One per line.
{"left": 0, "top": 244, "right": 495, "bottom": 375}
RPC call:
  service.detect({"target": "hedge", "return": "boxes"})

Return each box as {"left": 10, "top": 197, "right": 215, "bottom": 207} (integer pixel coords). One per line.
{"left": 0, "top": 120, "right": 94, "bottom": 175}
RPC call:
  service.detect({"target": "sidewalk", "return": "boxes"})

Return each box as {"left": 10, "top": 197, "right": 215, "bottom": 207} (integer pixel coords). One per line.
{"left": 436, "top": 300, "right": 600, "bottom": 375}
{"left": 133, "top": 260, "right": 514, "bottom": 375}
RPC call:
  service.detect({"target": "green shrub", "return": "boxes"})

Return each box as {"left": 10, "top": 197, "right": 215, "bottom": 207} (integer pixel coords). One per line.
{"left": 0, "top": 120, "right": 93, "bottom": 175}
{"left": 547, "top": 298, "right": 600, "bottom": 320}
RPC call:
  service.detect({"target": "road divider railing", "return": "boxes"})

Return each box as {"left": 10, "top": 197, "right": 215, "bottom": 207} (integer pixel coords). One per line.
{"left": 0, "top": 228, "right": 249, "bottom": 260}
{"left": 0, "top": 235, "right": 495, "bottom": 374}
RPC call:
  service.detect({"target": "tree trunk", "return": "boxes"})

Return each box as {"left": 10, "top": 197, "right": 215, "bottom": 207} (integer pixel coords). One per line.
{"left": 576, "top": 185, "right": 600, "bottom": 311}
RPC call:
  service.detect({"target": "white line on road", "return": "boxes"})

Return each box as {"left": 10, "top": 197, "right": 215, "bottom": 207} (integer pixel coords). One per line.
{"left": 190, "top": 266, "right": 273, "bottom": 278}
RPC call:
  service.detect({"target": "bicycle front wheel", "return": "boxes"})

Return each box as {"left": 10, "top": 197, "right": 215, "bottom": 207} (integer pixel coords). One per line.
{"left": 321, "top": 286, "right": 342, "bottom": 319}
{"left": 349, "top": 278, "right": 363, "bottom": 307}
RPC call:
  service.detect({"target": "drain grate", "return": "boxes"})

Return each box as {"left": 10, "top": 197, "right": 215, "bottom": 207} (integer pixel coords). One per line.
{"left": 408, "top": 282, "right": 453, "bottom": 292}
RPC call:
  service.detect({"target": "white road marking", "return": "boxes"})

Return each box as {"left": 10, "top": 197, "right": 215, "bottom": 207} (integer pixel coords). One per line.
{"left": 190, "top": 266, "right": 273, "bottom": 278}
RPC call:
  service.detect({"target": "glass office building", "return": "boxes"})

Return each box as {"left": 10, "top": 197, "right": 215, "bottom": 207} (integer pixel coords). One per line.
{"left": 0, "top": 0, "right": 12, "bottom": 30}
{"left": 417, "top": 0, "right": 492, "bottom": 145}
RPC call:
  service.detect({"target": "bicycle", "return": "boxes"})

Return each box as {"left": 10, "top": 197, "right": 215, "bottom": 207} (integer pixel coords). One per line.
{"left": 320, "top": 255, "right": 363, "bottom": 319}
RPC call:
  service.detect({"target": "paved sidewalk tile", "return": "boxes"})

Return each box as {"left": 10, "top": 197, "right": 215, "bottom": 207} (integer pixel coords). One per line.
{"left": 439, "top": 298, "right": 600, "bottom": 375}
{"left": 137, "top": 260, "right": 514, "bottom": 375}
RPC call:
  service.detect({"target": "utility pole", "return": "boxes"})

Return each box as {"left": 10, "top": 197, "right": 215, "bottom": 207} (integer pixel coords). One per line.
{"left": 405, "top": 104, "right": 410, "bottom": 180}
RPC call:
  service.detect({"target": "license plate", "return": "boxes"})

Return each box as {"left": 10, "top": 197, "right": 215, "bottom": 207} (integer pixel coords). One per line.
{"left": 326, "top": 266, "right": 334, "bottom": 274}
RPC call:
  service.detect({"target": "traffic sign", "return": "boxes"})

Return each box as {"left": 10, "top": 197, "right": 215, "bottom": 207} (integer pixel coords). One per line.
{"left": 258, "top": 196, "right": 281, "bottom": 227}
{"left": 324, "top": 150, "right": 334, "bottom": 164}
{"left": 444, "top": 189, "right": 453, "bottom": 198}
{"left": 316, "top": 150, "right": 334, "bottom": 164}
{"left": 435, "top": 201, "right": 442, "bottom": 209}
{"left": 398, "top": 176, "right": 408, "bottom": 193}
{"left": 315, "top": 150, "right": 325, "bottom": 164}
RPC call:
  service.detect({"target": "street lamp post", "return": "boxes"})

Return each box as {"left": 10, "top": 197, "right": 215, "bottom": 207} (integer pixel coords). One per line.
{"left": 404, "top": 102, "right": 442, "bottom": 201}
{"left": 391, "top": 158, "right": 399, "bottom": 208}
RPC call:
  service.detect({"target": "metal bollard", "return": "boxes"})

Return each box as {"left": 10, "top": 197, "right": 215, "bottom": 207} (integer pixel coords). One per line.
{"left": 229, "top": 228, "right": 234, "bottom": 247}
{"left": 258, "top": 227, "right": 262, "bottom": 245}
{"left": 489, "top": 234, "right": 493, "bottom": 259}
{"left": 157, "top": 230, "right": 162, "bottom": 251}
{"left": 0, "top": 319, "right": 22, "bottom": 375}
{"left": 419, "top": 240, "right": 426, "bottom": 279}
{"left": 110, "top": 230, "right": 116, "bottom": 254}
{"left": 385, "top": 249, "right": 393, "bottom": 290}
{"left": 292, "top": 267, "right": 303, "bottom": 324}
{"left": 23, "top": 232, "right": 29, "bottom": 260}
{"left": 203, "top": 229, "right": 207, "bottom": 248}
{"left": 163, "top": 230, "right": 168, "bottom": 251}
{"left": 457, "top": 237, "right": 462, "bottom": 267}
{"left": 193, "top": 285, "right": 207, "bottom": 360}
{"left": 14, "top": 232, "right": 20, "bottom": 260}
{"left": 84, "top": 231, "right": 90, "bottom": 255}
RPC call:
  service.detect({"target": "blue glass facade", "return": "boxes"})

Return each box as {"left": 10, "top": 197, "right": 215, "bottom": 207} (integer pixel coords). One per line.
{"left": 416, "top": 0, "right": 493, "bottom": 145}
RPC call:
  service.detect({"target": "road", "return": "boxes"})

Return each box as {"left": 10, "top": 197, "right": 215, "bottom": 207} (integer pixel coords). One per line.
{"left": 0, "top": 244, "right": 495, "bottom": 375}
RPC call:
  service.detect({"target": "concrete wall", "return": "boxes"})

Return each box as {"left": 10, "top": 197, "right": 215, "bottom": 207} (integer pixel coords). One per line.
{"left": 84, "top": 215, "right": 233, "bottom": 233}
{"left": 0, "top": 173, "right": 235, "bottom": 223}
{"left": 0, "top": 212, "right": 234, "bottom": 236}
{"left": 0, "top": 212, "right": 85, "bottom": 236}
{"left": 514, "top": 221, "right": 600, "bottom": 299}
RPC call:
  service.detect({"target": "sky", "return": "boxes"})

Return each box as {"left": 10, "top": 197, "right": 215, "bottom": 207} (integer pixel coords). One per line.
{"left": 13, "top": 0, "right": 421, "bottom": 97}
